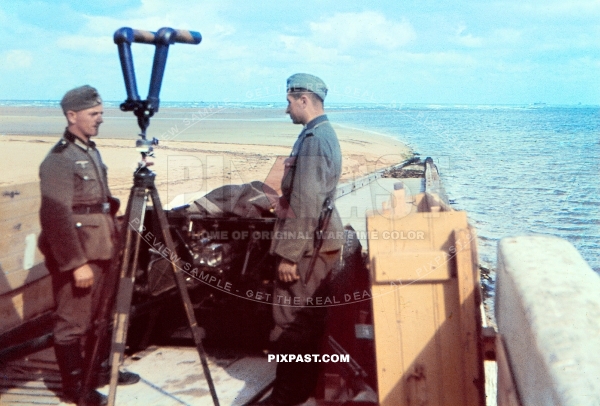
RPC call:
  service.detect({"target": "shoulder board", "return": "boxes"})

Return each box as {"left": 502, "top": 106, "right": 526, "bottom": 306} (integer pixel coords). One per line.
{"left": 305, "top": 121, "right": 328, "bottom": 137}
{"left": 51, "top": 139, "right": 69, "bottom": 153}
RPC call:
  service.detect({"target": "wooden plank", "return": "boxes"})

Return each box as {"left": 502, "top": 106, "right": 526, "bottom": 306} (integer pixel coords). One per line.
{"left": 0, "top": 347, "right": 61, "bottom": 405}
{"left": 0, "top": 182, "right": 40, "bottom": 202}
{"left": 0, "top": 212, "right": 40, "bottom": 237}
{"left": 368, "top": 200, "right": 468, "bottom": 259}
{"left": 373, "top": 251, "right": 451, "bottom": 283}
{"left": 7, "top": 360, "right": 59, "bottom": 373}
{"left": 0, "top": 192, "right": 43, "bottom": 286}
{"left": 0, "top": 263, "right": 49, "bottom": 295}
{"left": 0, "top": 275, "right": 54, "bottom": 335}
{"left": 366, "top": 212, "right": 395, "bottom": 262}
{"left": 0, "top": 380, "right": 61, "bottom": 390}
{"left": 454, "top": 228, "right": 485, "bottom": 406}
{"left": 0, "top": 229, "right": 40, "bottom": 260}
{"left": 0, "top": 197, "right": 41, "bottom": 223}
{"left": 0, "top": 393, "right": 59, "bottom": 405}
{"left": 0, "top": 183, "right": 41, "bottom": 222}
{"left": 1, "top": 331, "right": 276, "bottom": 405}
{"left": 0, "top": 248, "right": 46, "bottom": 279}
{"left": 372, "top": 281, "right": 464, "bottom": 405}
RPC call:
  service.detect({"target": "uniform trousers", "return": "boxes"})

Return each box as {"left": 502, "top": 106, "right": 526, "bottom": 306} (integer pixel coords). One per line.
{"left": 270, "top": 250, "right": 340, "bottom": 404}
{"left": 49, "top": 259, "right": 110, "bottom": 346}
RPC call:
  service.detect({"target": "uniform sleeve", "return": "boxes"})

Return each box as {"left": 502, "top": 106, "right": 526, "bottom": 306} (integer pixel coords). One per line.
{"left": 97, "top": 150, "right": 112, "bottom": 197}
{"left": 270, "top": 135, "right": 333, "bottom": 263}
{"left": 39, "top": 153, "right": 88, "bottom": 272}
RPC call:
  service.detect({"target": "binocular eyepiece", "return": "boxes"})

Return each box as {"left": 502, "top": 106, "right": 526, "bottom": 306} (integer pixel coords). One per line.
{"left": 114, "top": 27, "right": 201, "bottom": 149}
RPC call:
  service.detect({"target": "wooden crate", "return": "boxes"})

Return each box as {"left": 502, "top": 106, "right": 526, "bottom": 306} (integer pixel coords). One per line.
{"left": 367, "top": 191, "right": 484, "bottom": 406}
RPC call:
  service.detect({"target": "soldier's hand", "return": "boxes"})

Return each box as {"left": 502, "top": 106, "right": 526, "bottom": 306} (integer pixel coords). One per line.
{"left": 73, "top": 264, "right": 94, "bottom": 288}
{"left": 278, "top": 258, "right": 299, "bottom": 283}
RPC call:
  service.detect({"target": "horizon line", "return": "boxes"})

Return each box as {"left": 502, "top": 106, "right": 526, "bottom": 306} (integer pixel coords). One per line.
{"left": 0, "top": 100, "right": 598, "bottom": 108}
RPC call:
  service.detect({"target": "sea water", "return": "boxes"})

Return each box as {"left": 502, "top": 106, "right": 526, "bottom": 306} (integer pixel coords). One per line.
{"left": 3, "top": 101, "right": 597, "bottom": 276}
{"left": 328, "top": 105, "right": 600, "bottom": 277}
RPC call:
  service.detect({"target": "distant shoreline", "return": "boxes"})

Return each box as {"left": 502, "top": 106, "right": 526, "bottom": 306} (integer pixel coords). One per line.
{"left": 0, "top": 106, "right": 413, "bottom": 208}
{"left": 0, "top": 101, "right": 598, "bottom": 109}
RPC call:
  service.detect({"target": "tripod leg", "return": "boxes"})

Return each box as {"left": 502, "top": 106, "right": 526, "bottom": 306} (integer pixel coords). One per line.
{"left": 149, "top": 187, "right": 220, "bottom": 406}
{"left": 106, "top": 187, "right": 149, "bottom": 406}
{"left": 79, "top": 182, "right": 140, "bottom": 406}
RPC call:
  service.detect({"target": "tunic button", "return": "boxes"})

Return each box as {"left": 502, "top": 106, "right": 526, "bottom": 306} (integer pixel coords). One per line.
{"left": 83, "top": 175, "right": 89, "bottom": 180}
{"left": 76, "top": 222, "right": 82, "bottom": 228}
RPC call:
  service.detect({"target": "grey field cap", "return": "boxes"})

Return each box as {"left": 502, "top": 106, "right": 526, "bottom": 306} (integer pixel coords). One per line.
{"left": 60, "top": 85, "right": 102, "bottom": 113}
{"left": 286, "top": 73, "right": 328, "bottom": 101}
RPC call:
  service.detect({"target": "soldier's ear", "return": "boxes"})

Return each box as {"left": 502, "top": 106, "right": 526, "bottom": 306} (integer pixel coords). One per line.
{"left": 66, "top": 110, "right": 77, "bottom": 125}
{"left": 299, "top": 94, "right": 310, "bottom": 107}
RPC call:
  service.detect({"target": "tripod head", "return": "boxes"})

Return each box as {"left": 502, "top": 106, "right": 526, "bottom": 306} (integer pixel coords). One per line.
{"left": 114, "top": 27, "right": 202, "bottom": 157}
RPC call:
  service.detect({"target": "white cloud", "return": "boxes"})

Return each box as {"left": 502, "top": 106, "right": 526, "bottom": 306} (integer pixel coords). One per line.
{"left": 66, "top": 5, "right": 237, "bottom": 56}
{"left": 308, "top": 11, "right": 416, "bottom": 51}
{"left": 268, "top": 11, "right": 416, "bottom": 66}
{"left": 56, "top": 35, "right": 114, "bottom": 54}
{"left": 3, "top": 50, "right": 33, "bottom": 69}
{"left": 400, "top": 51, "right": 478, "bottom": 67}
{"left": 212, "top": 23, "right": 236, "bottom": 39}
{"left": 278, "top": 35, "right": 351, "bottom": 63}
{"left": 0, "top": 1, "right": 598, "bottom": 104}
{"left": 516, "top": 0, "right": 600, "bottom": 17}
{"left": 454, "top": 24, "right": 484, "bottom": 47}
{"left": 213, "top": 43, "right": 252, "bottom": 60}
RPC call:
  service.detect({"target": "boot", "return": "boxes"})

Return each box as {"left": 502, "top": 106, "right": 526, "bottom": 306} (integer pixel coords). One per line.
{"left": 95, "top": 361, "right": 141, "bottom": 387}
{"left": 54, "top": 342, "right": 107, "bottom": 406}
{"left": 254, "top": 362, "right": 311, "bottom": 405}
{"left": 92, "top": 335, "right": 141, "bottom": 388}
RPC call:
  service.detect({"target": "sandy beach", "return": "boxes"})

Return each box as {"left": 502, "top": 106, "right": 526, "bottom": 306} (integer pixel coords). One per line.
{"left": 0, "top": 105, "right": 411, "bottom": 207}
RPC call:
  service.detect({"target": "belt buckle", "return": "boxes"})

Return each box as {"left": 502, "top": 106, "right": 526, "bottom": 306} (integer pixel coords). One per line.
{"left": 102, "top": 202, "right": 110, "bottom": 214}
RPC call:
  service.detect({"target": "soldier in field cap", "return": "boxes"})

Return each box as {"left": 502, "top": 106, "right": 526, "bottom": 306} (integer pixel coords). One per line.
{"left": 38, "top": 85, "right": 139, "bottom": 405}
{"left": 257, "top": 74, "right": 344, "bottom": 405}
{"left": 285, "top": 73, "right": 328, "bottom": 102}
{"left": 60, "top": 85, "right": 103, "bottom": 113}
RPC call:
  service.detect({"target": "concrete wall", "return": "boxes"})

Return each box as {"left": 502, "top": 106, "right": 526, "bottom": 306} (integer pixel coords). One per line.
{"left": 496, "top": 235, "right": 600, "bottom": 405}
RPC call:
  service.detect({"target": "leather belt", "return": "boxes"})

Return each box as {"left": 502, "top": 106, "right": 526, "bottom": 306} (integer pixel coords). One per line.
{"left": 72, "top": 202, "right": 110, "bottom": 214}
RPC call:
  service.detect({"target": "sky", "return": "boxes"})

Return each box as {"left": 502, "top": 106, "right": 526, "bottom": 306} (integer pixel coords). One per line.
{"left": 0, "top": 0, "right": 599, "bottom": 105}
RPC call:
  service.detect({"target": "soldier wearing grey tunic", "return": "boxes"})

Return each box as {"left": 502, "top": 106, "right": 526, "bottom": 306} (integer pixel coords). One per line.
{"left": 261, "top": 74, "right": 343, "bottom": 405}
{"left": 38, "top": 85, "right": 138, "bottom": 405}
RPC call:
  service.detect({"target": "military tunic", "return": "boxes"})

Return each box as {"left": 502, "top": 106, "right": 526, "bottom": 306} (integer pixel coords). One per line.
{"left": 38, "top": 129, "right": 116, "bottom": 344}
{"left": 269, "top": 114, "right": 343, "bottom": 337}
{"left": 270, "top": 114, "right": 343, "bottom": 262}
